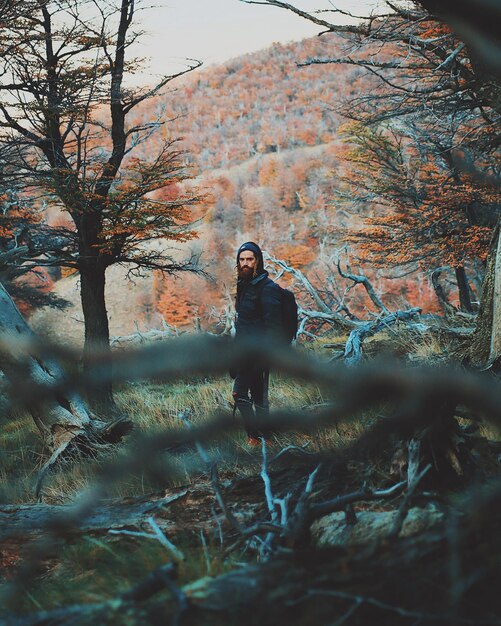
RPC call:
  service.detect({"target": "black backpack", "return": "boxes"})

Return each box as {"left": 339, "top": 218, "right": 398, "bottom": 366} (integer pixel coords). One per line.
{"left": 280, "top": 286, "right": 298, "bottom": 343}
{"left": 256, "top": 279, "right": 298, "bottom": 344}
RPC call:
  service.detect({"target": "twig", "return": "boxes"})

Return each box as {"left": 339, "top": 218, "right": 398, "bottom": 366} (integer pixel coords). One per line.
{"left": 387, "top": 464, "right": 432, "bottom": 540}
{"left": 260, "top": 437, "right": 278, "bottom": 524}
{"left": 407, "top": 438, "right": 420, "bottom": 486}
{"left": 258, "top": 437, "right": 281, "bottom": 558}
{"left": 269, "top": 442, "right": 313, "bottom": 464}
{"left": 178, "top": 409, "right": 244, "bottom": 535}
{"left": 305, "top": 464, "right": 321, "bottom": 494}
{"left": 199, "top": 529, "right": 212, "bottom": 575}
{"left": 147, "top": 516, "right": 185, "bottom": 562}
{"left": 273, "top": 494, "right": 292, "bottom": 527}
{"left": 109, "top": 529, "right": 158, "bottom": 540}
{"left": 336, "top": 256, "right": 389, "bottom": 314}
{"left": 280, "top": 464, "right": 322, "bottom": 548}
{"left": 211, "top": 504, "right": 224, "bottom": 546}
{"left": 344, "top": 308, "right": 422, "bottom": 365}
{"left": 224, "top": 521, "right": 285, "bottom": 554}
{"left": 311, "top": 481, "right": 406, "bottom": 520}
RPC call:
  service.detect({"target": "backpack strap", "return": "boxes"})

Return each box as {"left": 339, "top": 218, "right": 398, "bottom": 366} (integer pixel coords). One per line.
{"left": 253, "top": 276, "right": 271, "bottom": 317}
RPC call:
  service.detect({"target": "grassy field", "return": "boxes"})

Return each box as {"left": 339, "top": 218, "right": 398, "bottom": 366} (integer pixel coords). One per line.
{"left": 0, "top": 364, "right": 337, "bottom": 505}
{"left": 0, "top": 358, "right": 349, "bottom": 615}
{"left": 0, "top": 328, "right": 469, "bottom": 506}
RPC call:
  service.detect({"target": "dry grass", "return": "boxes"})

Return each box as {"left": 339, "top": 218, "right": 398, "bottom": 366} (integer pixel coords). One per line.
{"left": 0, "top": 328, "right": 471, "bottom": 506}
{"left": 0, "top": 365, "right": 333, "bottom": 612}
{"left": 2, "top": 332, "right": 490, "bottom": 616}
{"left": 2, "top": 525, "right": 244, "bottom": 615}
{"left": 0, "top": 367, "right": 330, "bottom": 505}
{"left": 0, "top": 408, "right": 43, "bottom": 504}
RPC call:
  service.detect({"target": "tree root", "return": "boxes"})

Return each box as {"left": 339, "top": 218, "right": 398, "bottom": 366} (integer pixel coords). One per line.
{"left": 35, "top": 416, "right": 133, "bottom": 499}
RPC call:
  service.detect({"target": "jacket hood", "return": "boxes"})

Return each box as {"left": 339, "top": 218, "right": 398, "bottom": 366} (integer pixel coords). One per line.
{"left": 236, "top": 241, "right": 264, "bottom": 274}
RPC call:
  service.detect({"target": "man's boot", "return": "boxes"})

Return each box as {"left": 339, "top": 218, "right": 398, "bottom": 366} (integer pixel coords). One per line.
{"left": 235, "top": 396, "right": 261, "bottom": 443}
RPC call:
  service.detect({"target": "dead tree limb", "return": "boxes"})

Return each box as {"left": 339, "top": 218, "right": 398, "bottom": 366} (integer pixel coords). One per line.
{"left": 297, "top": 305, "right": 357, "bottom": 335}
{"left": 258, "top": 437, "right": 280, "bottom": 558}
{"left": 431, "top": 267, "right": 458, "bottom": 317}
{"left": 280, "top": 464, "right": 321, "bottom": 549}
{"left": 336, "top": 257, "right": 390, "bottom": 315}
{"left": 387, "top": 464, "right": 432, "bottom": 541}
{"left": 310, "top": 481, "right": 406, "bottom": 521}
{"left": 0, "top": 489, "right": 190, "bottom": 543}
{"left": 110, "top": 320, "right": 180, "bottom": 349}
{"left": 407, "top": 438, "right": 421, "bottom": 486}
{"left": 264, "top": 252, "right": 332, "bottom": 315}
{"left": 239, "top": 0, "right": 368, "bottom": 35}
{"left": 344, "top": 308, "right": 422, "bottom": 365}
{"left": 264, "top": 248, "right": 358, "bottom": 335}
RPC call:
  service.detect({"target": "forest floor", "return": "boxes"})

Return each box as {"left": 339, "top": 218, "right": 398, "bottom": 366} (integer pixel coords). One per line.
{"left": 2, "top": 332, "right": 501, "bottom": 625}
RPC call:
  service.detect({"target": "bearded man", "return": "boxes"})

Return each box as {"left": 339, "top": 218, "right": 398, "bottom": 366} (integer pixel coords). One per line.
{"left": 232, "top": 241, "right": 282, "bottom": 445}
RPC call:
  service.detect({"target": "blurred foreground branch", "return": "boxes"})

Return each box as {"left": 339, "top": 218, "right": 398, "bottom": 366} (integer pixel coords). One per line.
{"left": 2, "top": 331, "right": 501, "bottom": 623}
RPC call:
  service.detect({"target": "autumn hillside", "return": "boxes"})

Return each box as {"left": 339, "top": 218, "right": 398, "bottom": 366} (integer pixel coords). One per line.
{"left": 32, "top": 34, "right": 437, "bottom": 342}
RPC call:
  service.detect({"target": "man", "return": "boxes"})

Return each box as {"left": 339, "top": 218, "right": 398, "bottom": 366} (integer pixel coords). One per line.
{"left": 232, "top": 241, "right": 282, "bottom": 445}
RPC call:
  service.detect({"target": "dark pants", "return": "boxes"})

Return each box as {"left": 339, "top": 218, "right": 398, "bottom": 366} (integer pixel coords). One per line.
{"left": 233, "top": 366, "right": 270, "bottom": 439}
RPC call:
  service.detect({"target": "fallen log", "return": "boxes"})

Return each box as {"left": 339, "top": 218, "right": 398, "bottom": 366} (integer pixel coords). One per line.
{"left": 110, "top": 321, "right": 180, "bottom": 349}
{"left": 0, "top": 488, "right": 191, "bottom": 544}
{"left": 0, "top": 282, "right": 132, "bottom": 479}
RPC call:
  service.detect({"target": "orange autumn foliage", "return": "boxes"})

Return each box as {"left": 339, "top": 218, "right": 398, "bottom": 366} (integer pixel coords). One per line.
{"left": 153, "top": 271, "right": 224, "bottom": 330}
{"left": 30, "top": 30, "right": 493, "bottom": 329}
{"left": 15, "top": 269, "right": 56, "bottom": 316}
{"left": 339, "top": 123, "right": 495, "bottom": 271}
{"left": 275, "top": 243, "right": 317, "bottom": 269}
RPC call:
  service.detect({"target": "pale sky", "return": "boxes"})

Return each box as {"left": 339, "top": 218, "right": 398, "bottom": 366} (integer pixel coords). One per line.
{"left": 136, "top": 0, "right": 381, "bottom": 79}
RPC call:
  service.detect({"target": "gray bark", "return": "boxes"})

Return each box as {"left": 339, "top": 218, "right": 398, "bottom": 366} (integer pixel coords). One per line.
{"left": 7, "top": 495, "right": 501, "bottom": 626}
{"left": 431, "top": 267, "right": 457, "bottom": 317}
{"left": 455, "top": 266, "right": 474, "bottom": 313}
{"left": 469, "top": 223, "right": 501, "bottom": 366}
{"left": 0, "top": 488, "right": 190, "bottom": 543}
{"left": 344, "top": 307, "right": 422, "bottom": 365}
{"left": 0, "top": 281, "right": 95, "bottom": 453}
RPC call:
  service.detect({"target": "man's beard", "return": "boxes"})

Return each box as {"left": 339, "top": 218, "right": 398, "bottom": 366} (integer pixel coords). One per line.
{"left": 238, "top": 266, "right": 254, "bottom": 280}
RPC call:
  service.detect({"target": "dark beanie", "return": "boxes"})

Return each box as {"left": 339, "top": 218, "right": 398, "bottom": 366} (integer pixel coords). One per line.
{"left": 236, "top": 241, "right": 264, "bottom": 272}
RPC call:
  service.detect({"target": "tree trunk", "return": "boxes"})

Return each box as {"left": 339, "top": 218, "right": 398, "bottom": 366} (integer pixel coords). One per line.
{"left": 455, "top": 266, "right": 473, "bottom": 313}
{"left": 468, "top": 222, "right": 501, "bottom": 366}
{"left": 0, "top": 281, "right": 93, "bottom": 451}
{"left": 0, "top": 487, "right": 192, "bottom": 543}
{"left": 431, "top": 267, "right": 456, "bottom": 317}
{"left": 80, "top": 263, "right": 114, "bottom": 412}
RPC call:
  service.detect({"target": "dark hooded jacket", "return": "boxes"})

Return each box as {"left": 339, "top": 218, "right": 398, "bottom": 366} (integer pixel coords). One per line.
{"left": 235, "top": 242, "right": 282, "bottom": 339}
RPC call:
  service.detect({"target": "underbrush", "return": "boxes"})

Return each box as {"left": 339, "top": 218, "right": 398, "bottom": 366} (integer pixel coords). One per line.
{"left": 0, "top": 368, "right": 332, "bottom": 505}
{"left": 0, "top": 409, "right": 43, "bottom": 504}
{"left": 0, "top": 364, "right": 339, "bottom": 614}
{"left": 1, "top": 319, "right": 491, "bottom": 510}
{"left": 2, "top": 531, "right": 241, "bottom": 615}
{"left": 3, "top": 332, "right": 500, "bottom": 620}
{"left": 0, "top": 328, "right": 476, "bottom": 505}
